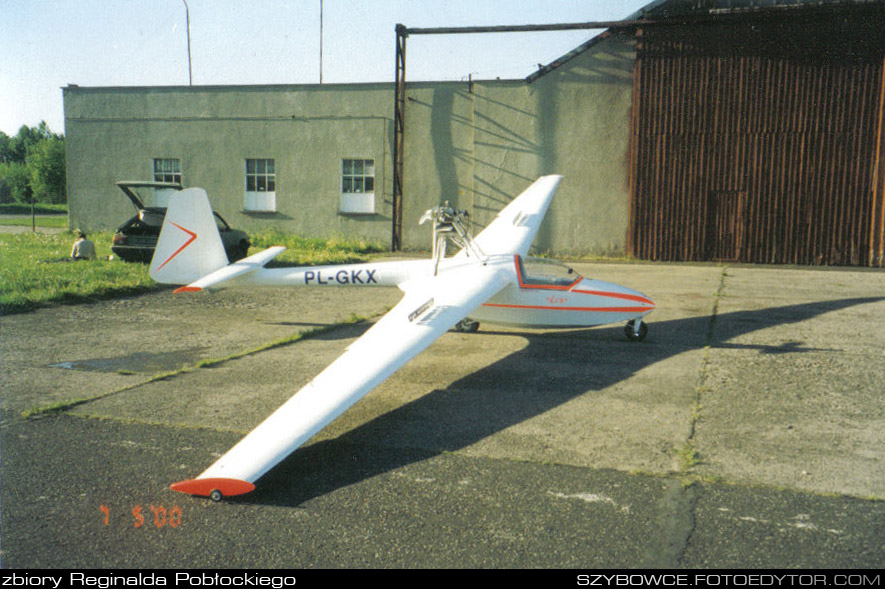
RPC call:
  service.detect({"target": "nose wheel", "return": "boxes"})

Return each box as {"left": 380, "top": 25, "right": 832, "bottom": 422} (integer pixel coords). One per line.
{"left": 625, "top": 319, "right": 648, "bottom": 342}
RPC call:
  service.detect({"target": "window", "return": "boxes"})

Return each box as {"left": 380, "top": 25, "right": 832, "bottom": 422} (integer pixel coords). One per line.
{"left": 244, "top": 158, "right": 276, "bottom": 212}
{"left": 516, "top": 256, "right": 581, "bottom": 288}
{"left": 340, "top": 158, "right": 375, "bottom": 214}
{"left": 342, "top": 159, "right": 374, "bottom": 194}
{"left": 153, "top": 158, "right": 182, "bottom": 184}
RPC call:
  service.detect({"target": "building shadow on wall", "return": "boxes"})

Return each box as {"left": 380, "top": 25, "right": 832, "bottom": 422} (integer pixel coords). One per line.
{"left": 236, "top": 296, "right": 881, "bottom": 507}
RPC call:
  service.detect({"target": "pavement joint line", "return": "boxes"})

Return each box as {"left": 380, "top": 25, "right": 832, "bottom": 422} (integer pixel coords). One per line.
{"left": 12, "top": 311, "right": 384, "bottom": 424}
{"left": 639, "top": 478, "right": 700, "bottom": 568}
{"left": 682, "top": 265, "right": 729, "bottom": 468}
{"left": 647, "top": 265, "right": 727, "bottom": 567}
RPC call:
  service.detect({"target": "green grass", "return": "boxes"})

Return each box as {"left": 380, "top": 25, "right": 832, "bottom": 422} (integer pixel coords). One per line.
{"left": 20, "top": 398, "right": 93, "bottom": 418}
{"left": 249, "top": 227, "right": 385, "bottom": 266}
{"left": 0, "top": 229, "right": 389, "bottom": 314}
{"left": 676, "top": 442, "right": 701, "bottom": 472}
{"left": 0, "top": 215, "right": 69, "bottom": 228}
{"left": 0, "top": 231, "right": 158, "bottom": 314}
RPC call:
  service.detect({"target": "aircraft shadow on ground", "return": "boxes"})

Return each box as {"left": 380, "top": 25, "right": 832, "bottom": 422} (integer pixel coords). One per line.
{"left": 236, "top": 296, "right": 882, "bottom": 507}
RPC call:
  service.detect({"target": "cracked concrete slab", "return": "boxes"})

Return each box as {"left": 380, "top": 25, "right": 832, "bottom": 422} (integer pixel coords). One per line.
{"left": 693, "top": 266, "right": 885, "bottom": 498}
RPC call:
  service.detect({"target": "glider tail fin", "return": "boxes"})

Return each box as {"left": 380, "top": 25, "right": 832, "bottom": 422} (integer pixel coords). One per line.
{"left": 149, "top": 187, "right": 229, "bottom": 285}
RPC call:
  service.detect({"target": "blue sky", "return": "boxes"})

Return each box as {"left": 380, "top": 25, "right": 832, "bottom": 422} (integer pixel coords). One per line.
{"left": 1, "top": 0, "right": 650, "bottom": 136}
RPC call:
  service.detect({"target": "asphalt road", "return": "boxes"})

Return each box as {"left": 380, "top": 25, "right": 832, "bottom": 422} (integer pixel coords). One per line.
{"left": 1, "top": 261, "right": 883, "bottom": 568}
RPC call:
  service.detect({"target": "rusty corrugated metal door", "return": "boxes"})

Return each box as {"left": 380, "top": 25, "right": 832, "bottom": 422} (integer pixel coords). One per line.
{"left": 629, "top": 12, "right": 885, "bottom": 266}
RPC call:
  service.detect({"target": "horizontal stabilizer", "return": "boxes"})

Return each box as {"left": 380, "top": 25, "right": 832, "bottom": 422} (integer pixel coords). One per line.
{"left": 174, "top": 246, "right": 287, "bottom": 293}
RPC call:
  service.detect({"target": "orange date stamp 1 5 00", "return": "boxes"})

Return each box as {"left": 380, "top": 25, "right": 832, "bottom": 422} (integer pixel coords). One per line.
{"left": 99, "top": 504, "right": 183, "bottom": 528}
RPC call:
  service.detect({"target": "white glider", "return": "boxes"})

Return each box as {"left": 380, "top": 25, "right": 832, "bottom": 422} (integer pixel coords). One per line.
{"left": 149, "top": 175, "right": 654, "bottom": 500}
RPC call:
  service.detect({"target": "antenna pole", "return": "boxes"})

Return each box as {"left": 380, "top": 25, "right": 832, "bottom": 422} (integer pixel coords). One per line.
{"left": 182, "top": 0, "right": 192, "bottom": 85}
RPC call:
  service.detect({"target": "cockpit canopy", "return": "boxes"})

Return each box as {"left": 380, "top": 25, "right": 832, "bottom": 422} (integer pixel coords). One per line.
{"left": 516, "top": 256, "right": 582, "bottom": 288}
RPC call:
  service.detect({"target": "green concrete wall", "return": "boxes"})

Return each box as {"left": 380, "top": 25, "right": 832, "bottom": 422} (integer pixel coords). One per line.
{"left": 400, "top": 31, "right": 635, "bottom": 255}
{"left": 64, "top": 32, "right": 634, "bottom": 256}
{"left": 64, "top": 83, "right": 396, "bottom": 244}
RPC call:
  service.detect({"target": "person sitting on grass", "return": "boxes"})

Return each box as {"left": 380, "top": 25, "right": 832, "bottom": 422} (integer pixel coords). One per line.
{"left": 70, "top": 232, "right": 96, "bottom": 260}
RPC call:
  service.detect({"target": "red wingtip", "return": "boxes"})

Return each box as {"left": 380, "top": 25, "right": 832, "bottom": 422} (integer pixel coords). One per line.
{"left": 170, "top": 477, "right": 255, "bottom": 498}
{"left": 173, "top": 286, "right": 202, "bottom": 294}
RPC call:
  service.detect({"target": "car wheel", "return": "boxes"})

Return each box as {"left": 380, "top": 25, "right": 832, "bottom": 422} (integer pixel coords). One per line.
{"left": 232, "top": 241, "right": 250, "bottom": 262}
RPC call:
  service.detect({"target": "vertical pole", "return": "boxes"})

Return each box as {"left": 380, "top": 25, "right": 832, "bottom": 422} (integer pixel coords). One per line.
{"left": 182, "top": 0, "right": 192, "bottom": 86}
{"left": 870, "top": 55, "right": 885, "bottom": 267}
{"left": 627, "top": 27, "right": 642, "bottom": 260}
{"left": 392, "top": 25, "right": 407, "bottom": 251}
{"left": 319, "top": 0, "right": 324, "bottom": 84}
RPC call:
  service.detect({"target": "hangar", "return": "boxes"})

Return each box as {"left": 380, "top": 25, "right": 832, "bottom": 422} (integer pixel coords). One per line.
{"left": 63, "top": 0, "right": 885, "bottom": 265}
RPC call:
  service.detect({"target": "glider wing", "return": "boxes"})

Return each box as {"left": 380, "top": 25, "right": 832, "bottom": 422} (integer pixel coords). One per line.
{"left": 468, "top": 174, "right": 562, "bottom": 258}
{"left": 171, "top": 259, "right": 512, "bottom": 497}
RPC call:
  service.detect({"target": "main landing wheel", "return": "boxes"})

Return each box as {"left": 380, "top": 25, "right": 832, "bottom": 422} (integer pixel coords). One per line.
{"left": 454, "top": 319, "right": 480, "bottom": 333}
{"left": 209, "top": 489, "right": 223, "bottom": 502}
{"left": 625, "top": 320, "right": 648, "bottom": 342}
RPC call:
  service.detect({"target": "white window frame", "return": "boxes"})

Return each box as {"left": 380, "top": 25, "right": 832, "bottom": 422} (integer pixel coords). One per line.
{"left": 244, "top": 158, "right": 276, "bottom": 212}
{"left": 340, "top": 158, "right": 375, "bottom": 214}
{"left": 153, "top": 158, "right": 181, "bottom": 184}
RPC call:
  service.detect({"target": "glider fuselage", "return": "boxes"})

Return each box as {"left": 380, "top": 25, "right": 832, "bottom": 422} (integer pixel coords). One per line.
{"left": 232, "top": 254, "right": 655, "bottom": 329}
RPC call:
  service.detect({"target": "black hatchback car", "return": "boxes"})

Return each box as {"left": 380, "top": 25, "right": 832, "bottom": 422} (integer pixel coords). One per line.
{"left": 111, "top": 181, "right": 250, "bottom": 263}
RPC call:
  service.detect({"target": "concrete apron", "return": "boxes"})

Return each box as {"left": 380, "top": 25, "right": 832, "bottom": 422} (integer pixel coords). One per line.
{"left": 4, "top": 262, "right": 883, "bottom": 499}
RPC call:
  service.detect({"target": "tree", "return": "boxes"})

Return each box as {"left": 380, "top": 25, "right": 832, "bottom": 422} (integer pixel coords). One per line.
{"left": 0, "top": 122, "right": 65, "bottom": 204}
{"left": 29, "top": 137, "right": 66, "bottom": 204}
{"left": 0, "top": 131, "right": 18, "bottom": 163}
{"left": 12, "top": 125, "right": 43, "bottom": 163}
{"left": 0, "top": 162, "right": 33, "bottom": 203}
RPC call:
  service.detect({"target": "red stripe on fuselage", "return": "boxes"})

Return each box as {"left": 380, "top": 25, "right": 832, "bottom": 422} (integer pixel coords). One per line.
{"left": 512, "top": 255, "right": 655, "bottom": 308}
{"left": 571, "top": 289, "right": 655, "bottom": 307}
{"left": 482, "top": 303, "right": 652, "bottom": 313}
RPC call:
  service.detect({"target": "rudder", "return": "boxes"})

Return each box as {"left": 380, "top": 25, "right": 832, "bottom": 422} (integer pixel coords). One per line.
{"left": 150, "top": 188, "right": 229, "bottom": 285}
